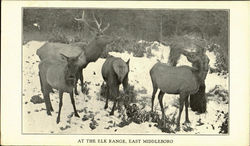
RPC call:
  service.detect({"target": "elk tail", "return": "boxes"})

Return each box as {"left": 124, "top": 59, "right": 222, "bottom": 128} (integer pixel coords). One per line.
{"left": 113, "top": 59, "right": 128, "bottom": 83}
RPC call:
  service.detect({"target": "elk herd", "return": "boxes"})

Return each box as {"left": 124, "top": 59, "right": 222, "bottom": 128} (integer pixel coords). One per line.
{"left": 35, "top": 10, "right": 210, "bottom": 131}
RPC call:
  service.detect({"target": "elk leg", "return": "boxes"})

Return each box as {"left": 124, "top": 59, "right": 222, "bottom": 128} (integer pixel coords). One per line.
{"left": 104, "top": 85, "right": 109, "bottom": 109}
{"left": 70, "top": 91, "right": 79, "bottom": 117}
{"left": 56, "top": 91, "right": 63, "bottom": 124}
{"left": 74, "top": 71, "right": 80, "bottom": 95}
{"left": 109, "top": 84, "right": 119, "bottom": 115}
{"left": 79, "top": 69, "right": 85, "bottom": 93}
{"left": 104, "top": 98, "right": 109, "bottom": 109}
{"left": 110, "top": 100, "right": 117, "bottom": 116}
{"left": 38, "top": 71, "right": 44, "bottom": 94}
{"left": 122, "top": 76, "right": 129, "bottom": 93}
{"left": 176, "top": 92, "right": 186, "bottom": 131}
{"left": 39, "top": 72, "right": 53, "bottom": 114}
{"left": 74, "top": 81, "right": 79, "bottom": 95}
{"left": 158, "top": 90, "right": 165, "bottom": 120}
{"left": 43, "top": 91, "right": 52, "bottom": 116}
{"left": 151, "top": 87, "right": 158, "bottom": 112}
{"left": 48, "top": 95, "right": 54, "bottom": 112}
{"left": 185, "top": 95, "right": 190, "bottom": 123}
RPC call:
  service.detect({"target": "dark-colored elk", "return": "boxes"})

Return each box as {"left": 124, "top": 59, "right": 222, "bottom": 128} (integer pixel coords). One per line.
{"left": 74, "top": 11, "right": 114, "bottom": 95}
{"left": 150, "top": 50, "right": 209, "bottom": 130}
{"left": 38, "top": 54, "right": 81, "bottom": 123}
{"left": 189, "top": 47, "right": 210, "bottom": 113}
{"left": 101, "top": 56, "right": 130, "bottom": 115}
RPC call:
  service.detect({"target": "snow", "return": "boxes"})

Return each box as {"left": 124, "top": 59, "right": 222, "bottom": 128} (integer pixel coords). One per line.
{"left": 23, "top": 41, "right": 228, "bottom": 134}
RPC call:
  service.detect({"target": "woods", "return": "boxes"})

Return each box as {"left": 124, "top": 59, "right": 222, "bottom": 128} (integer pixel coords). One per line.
{"left": 23, "top": 9, "right": 228, "bottom": 41}
{"left": 23, "top": 8, "right": 229, "bottom": 73}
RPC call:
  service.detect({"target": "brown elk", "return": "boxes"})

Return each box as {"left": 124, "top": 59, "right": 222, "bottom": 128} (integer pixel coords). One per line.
{"left": 101, "top": 56, "right": 130, "bottom": 115}
{"left": 74, "top": 10, "right": 115, "bottom": 95}
{"left": 38, "top": 54, "right": 81, "bottom": 123}
{"left": 189, "top": 47, "right": 210, "bottom": 113}
{"left": 166, "top": 45, "right": 210, "bottom": 113}
{"left": 150, "top": 49, "right": 209, "bottom": 131}
{"left": 36, "top": 10, "right": 114, "bottom": 95}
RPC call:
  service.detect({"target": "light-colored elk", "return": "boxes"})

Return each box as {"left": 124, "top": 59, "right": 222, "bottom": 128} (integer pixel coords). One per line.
{"left": 150, "top": 49, "right": 209, "bottom": 131}
{"left": 39, "top": 54, "right": 81, "bottom": 123}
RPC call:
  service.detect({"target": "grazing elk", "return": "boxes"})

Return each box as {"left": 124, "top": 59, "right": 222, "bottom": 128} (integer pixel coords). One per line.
{"left": 150, "top": 49, "right": 209, "bottom": 130}
{"left": 36, "top": 10, "right": 114, "bottom": 95}
{"left": 189, "top": 47, "right": 210, "bottom": 113}
{"left": 38, "top": 54, "right": 81, "bottom": 123}
{"left": 166, "top": 45, "right": 210, "bottom": 113}
{"left": 101, "top": 56, "right": 130, "bottom": 115}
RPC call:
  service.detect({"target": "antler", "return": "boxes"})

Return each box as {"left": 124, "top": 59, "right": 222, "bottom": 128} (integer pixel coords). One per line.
{"left": 74, "top": 10, "right": 97, "bottom": 31}
{"left": 92, "top": 12, "right": 110, "bottom": 34}
{"left": 74, "top": 10, "right": 85, "bottom": 22}
{"left": 92, "top": 12, "right": 101, "bottom": 31}
{"left": 100, "top": 23, "right": 110, "bottom": 33}
{"left": 75, "top": 10, "right": 110, "bottom": 35}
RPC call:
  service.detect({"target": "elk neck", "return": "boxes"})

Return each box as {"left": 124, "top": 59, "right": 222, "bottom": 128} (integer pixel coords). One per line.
{"left": 85, "top": 37, "right": 111, "bottom": 62}
{"left": 191, "top": 59, "right": 206, "bottom": 86}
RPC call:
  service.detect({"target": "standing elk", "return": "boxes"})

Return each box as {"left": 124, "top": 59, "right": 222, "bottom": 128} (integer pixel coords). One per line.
{"left": 36, "top": 10, "right": 115, "bottom": 95}
{"left": 150, "top": 49, "right": 209, "bottom": 131}
{"left": 101, "top": 56, "right": 130, "bottom": 115}
{"left": 38, "top": 54, "right": 81, "bottom": 123}
{"left": 74, "top": 10, "right": 114, "bottom": 95}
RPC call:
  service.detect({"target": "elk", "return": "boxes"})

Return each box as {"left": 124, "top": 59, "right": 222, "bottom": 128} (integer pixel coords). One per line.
{"left": 36, "top": 10, "right": 114, "bottom": 95}
{"left": 73, "top": 10, "right": 114, "bottom": 95}
{"left": 101, "top": 56, "right": 130, "bottom": 115}
{"left": 38, "top": 53, "right": 81, "bottom": 123}
{"left": 189, "top": 47, "right": 210, "bottom": 113}
{"left": 150, "top": 49, "right": 209, "bottom": 131}
{"left": 166, "top": 44, "right": 210, "bottom": 113}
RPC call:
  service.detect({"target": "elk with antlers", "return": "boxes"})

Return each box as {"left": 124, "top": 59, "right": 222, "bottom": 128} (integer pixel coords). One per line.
{"left": 37, "top": 10, "right": 115, "bottom": 95}
{"left": 73, "top": 10, "right": 114, "bottom": 95}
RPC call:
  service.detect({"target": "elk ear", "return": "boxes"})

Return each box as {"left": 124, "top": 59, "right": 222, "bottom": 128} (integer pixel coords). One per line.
{"left": 126, "top": 59, "right": 130, "bottom": 66}
{"left": 60, "top": 53, "right": 69, "bottom": 62}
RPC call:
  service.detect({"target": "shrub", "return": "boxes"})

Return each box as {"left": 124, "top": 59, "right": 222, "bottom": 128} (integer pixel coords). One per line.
{"left": 118, "top": 103, "right": 176, "bottom": 133}
{"left": 49, "top": 27, "right": 69, "bottom": 44}
{"left": 48, "top": 27, "right": 85, "bottom": 44}
{"left": 101, "top": 37, "right": 153, "bottom": 58}
{"left": 219, "top": 112, "right": 228, "bottom": 134}
{"left": 30, "top": 95, "right": 44, "bottom": 104}
{"left": 206, "top": 85, "right": 229, "bottom": 104}
{"left": 213, "top": 45, "right": 228, "bottom": 74}
{"left": 100, "top": 82, "right": 137, "bottom": 110}
{"left": 131, "top": 43, "right": 146, "bottom": 57}
{"left": 81, "top": 82, "right": 90, "bottom": 95}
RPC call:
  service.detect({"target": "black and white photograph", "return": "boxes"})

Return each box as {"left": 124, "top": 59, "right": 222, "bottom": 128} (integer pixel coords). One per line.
{"left": 22, "top": 8, "right": 229, "bottom": 134}
{"left": 1, "top": 1, "right": 250, "bottom": 145}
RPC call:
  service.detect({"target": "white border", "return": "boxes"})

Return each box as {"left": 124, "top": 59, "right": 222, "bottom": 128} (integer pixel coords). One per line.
{"left": 1, "top": 1, "right": 250, "bottom": 145}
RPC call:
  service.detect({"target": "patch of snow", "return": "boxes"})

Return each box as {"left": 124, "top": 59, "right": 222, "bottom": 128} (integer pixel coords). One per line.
{"left": 22, "top": 40, "right": 228, "bottom": 134}
{"left": 206, "top": 50, "right": 217, "bottom": 69}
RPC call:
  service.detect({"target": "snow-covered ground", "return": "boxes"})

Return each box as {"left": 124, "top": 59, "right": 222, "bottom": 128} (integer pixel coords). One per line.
{"left": 23, "top": 41, "right": 228, "bottom": 134}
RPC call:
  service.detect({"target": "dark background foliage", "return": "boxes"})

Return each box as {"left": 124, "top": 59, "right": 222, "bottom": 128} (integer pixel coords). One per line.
{"left": 23, "top": 9, "right": 229, "bottom": 72}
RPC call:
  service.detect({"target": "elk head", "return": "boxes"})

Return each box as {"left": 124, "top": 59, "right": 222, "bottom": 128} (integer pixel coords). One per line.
{"left": 60, "top": 53, "right": 81, "bottom": 86}
{"left": 75, "top": 10, "right": 116, "bottom": 47}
